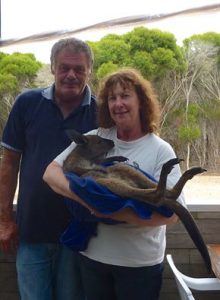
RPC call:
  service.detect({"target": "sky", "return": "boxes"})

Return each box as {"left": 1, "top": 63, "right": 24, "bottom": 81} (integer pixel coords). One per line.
{"left": 1, "top": 0, "right": 220, "bottom": 63}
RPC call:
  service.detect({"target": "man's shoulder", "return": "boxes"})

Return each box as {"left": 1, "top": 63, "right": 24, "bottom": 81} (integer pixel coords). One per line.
{"left": 14, "top": 87, "right": 51, "bottom": 109}
{"left": 10, "top": 87, "right": 51, "bottom": 116}
{"left": 83, "top": 94, "right": 97, "bottom": 110}
{"left": 18, "top": 87, "right": 45, "bottom": 100}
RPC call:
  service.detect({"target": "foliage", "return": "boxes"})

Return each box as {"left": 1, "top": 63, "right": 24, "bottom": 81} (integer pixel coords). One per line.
{"left": 87, "top": 27, "right": 185, "bottom": 90}
{"left": 183, "top": 32, "right": 220, "bottom": 65}
{"left": 87, "top": 28, "right": 220, "bottom": 169}
{"left": 184, "top": 32, "right": 220, "bottom": 48}
{"left": 162, "top": 37, "right": 220, "bottom": 168}
{"left": 96, "top": 62, "right": 119, "bottom": 80}
{"left": 0, "top": 52, "right": 42, "bottom": 138}
{"left": 0, "top": 53, "right": 41, "bottom": 81}
{"left": 1, "top": 28, "right": 220, "bottom": 169}
{"left": 178, "top": 126, "right": 201, "bottom": 143}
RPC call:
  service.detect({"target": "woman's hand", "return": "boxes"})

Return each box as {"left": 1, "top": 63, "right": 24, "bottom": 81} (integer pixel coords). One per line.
{"left": 94, "top": 207, "right": 178, "bottom": 227}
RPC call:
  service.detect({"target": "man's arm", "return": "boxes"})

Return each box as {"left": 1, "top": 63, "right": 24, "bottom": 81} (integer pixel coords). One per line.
{"left": 0, "top": 148, "right": 21, "bottom": 252}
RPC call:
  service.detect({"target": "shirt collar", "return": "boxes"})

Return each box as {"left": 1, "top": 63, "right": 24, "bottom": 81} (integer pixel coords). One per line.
{"left": 42, "top": 84, "right": 92, "bottom": 106}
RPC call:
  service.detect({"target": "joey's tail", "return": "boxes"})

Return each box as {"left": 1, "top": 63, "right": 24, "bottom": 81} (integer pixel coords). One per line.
{"left": 165, "top": 200, "right": 211, "bottom": 273}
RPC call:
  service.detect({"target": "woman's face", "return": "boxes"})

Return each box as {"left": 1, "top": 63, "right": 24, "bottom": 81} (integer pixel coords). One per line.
{"left": 107, "top": 83, "right": 141, "bottom": 130}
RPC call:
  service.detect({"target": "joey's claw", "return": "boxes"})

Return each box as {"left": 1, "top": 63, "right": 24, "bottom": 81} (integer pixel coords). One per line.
{"left": 186, "top": 167, "right": 207, "bottom": 178}
{"left": 101, "top": 156, "right": 128, "bottom": 164}
{"left": 116, "top": 156, "right": 128, "bottom": 162}
{"left": 162, "top": 158, "right": 183, "bottom": 175}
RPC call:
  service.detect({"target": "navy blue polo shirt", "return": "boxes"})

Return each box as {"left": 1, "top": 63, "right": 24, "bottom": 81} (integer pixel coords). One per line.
{"left": 1, "top": 85, "right": 97, "bottom": 243}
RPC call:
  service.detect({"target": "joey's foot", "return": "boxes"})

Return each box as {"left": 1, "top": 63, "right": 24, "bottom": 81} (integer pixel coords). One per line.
{"left": 162, "top": 158, "right": 184, "bottom": 175}
{"left": 184, "top": 167, "right": 207, "bottom": 179}
{"left": 101, "top": 156, "right": 128, "bottom": 164}
{"left": 112, "top": 156, "right": 128, "bottom": 162}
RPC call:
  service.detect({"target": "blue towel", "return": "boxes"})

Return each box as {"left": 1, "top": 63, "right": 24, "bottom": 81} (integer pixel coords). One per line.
{"left": 60, "top": 165, "right": 174, "bottom": 251}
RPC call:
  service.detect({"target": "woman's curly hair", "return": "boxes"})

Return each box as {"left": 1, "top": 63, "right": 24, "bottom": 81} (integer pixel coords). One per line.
{"left": 97, "top": 68, "right": 161, "bottom": 134}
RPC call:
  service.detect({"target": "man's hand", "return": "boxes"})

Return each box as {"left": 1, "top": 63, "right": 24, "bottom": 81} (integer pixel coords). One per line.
{"left": 0, "top": 219, "right": 18, "bottom": 253}
{"left": 0, "top": 148, "right": 21, "bottom": 253}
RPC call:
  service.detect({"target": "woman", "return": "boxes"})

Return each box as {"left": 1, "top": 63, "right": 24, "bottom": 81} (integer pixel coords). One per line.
{"left": 43, "top": 68, "right": 185, "bottom": 300}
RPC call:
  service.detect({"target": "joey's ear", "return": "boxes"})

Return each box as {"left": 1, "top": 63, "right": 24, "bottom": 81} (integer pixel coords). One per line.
{"left": 65, "top": 129, "right": 88, "bottom": 145}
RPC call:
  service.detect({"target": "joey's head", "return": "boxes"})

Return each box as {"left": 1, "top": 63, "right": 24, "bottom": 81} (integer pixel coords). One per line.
{"left": 65, "top": 129, "right": 114, "bottom": 161}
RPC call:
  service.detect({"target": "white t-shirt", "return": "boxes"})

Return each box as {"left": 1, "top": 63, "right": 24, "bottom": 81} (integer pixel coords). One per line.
{"left": 55, "top": 127, "right": 185, "bottom": 267}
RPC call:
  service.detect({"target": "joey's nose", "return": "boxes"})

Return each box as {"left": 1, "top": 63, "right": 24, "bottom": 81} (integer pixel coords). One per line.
{"left": 104, "top": 139, "right": 114, "bottom": 148}
{"left": 108, "top": 140, "right": 115, "bottom": 147}
{"left": 109, "top": 140, "right": 114, "bottom": 147}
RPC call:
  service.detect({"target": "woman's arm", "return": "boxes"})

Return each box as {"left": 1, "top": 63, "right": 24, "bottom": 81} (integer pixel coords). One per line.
{"left": 104, "top": 208, "right": 178, "bottom": 226}
{"left": 43, "top": 161, "right": 178, "bottom": 227}
{"left": 43, "top": 161, "right": 96, "bottom": 213}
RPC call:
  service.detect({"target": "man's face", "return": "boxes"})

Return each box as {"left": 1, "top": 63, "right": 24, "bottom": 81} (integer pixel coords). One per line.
{"left": 52, "top": 49, "right": 91, "bottom": 101}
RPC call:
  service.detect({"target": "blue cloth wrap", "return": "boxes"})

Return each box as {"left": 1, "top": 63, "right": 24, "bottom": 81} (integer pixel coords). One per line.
{"left": 60, "top": 165, "right": 174, "bottom": 251}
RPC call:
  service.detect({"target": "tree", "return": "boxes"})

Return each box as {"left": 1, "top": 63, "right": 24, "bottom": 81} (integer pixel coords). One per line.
{"left": 86, "top": 29, "right": 220, "bottom": 170}
{"left": 123, "top": 27, "right": 184, "bottom": 77}
{"left": 87, "top": 27, "right": 184, "bottom": 91}
{"left": 162, "top": 40, "right": 220, "bottom": 170}
{"left": 184, "top": 32, "right": 220, "bottom": 65}
{"left": 0, "top": 52, "right": 42, "bottom": 138}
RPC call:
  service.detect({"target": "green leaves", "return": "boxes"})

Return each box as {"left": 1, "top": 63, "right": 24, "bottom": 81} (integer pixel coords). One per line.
{"left": 0, "top": 52, "right": 42, "bottom": 138}
{"left": 88, "top": 27, "right": 184, "bottom": 87}
{"left": 178, "top": 126, "right": 201, "bottom": 143}
{"left": 0, "top": 52, "right": 42, "bottom": 82}
{"left": 96, "top": 62, "right": 119, "bottom": 80}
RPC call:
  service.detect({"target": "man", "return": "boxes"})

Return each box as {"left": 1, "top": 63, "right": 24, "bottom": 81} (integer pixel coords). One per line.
{"left": 0, "top": 38, "right": 97, "bottom": 300}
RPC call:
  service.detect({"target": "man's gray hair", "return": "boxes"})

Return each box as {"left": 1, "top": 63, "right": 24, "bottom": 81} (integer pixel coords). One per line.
{"left": 50, "top": 37, "right": 94, "bottom": 70}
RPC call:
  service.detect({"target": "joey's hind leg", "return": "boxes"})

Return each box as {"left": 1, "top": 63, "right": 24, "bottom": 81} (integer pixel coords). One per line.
{"left": 166, "top": 167, "right": 207, "bottom": 200}
{"left": 159, "top": 158, "right": 183, "bottom": 185}
{"left": 99, "top": 156, "right": 128, "bottom": 164}
{"left": 156, "top": 158, "right": 183, "bottom": 197}
{"left": 108, "top": 164, "right": 157, "bottom": 189}
{"left": 96, "top": 177, "right": 164, "bottom": 205}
